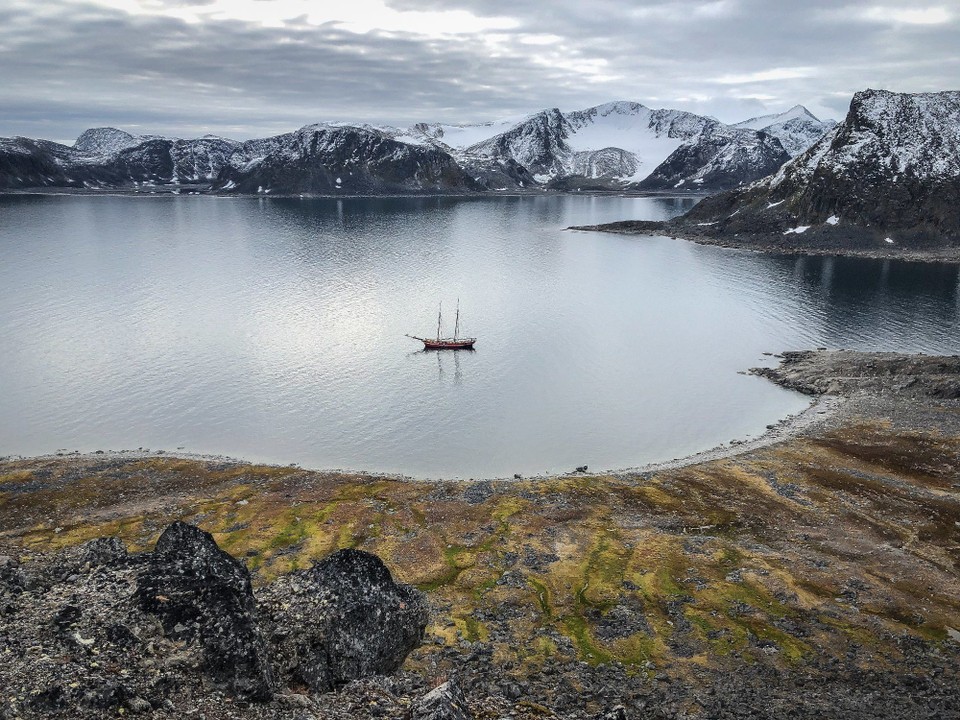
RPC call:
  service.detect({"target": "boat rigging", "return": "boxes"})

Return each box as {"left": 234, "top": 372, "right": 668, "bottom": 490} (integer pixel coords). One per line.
{"left": 407, "top": 300, "right": 476, "bottom": 350}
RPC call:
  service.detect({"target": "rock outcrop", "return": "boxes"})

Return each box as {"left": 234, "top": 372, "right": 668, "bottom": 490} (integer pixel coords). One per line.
{"left": 261, "top": 548, "right": 429, "bottom": 693}
{"left": 0, "top": 522, "right": 427, "bottom": 718}
{"left": 409, "top": 678, "right": 471, "bottom": 720}
{"left": 750, "top": 350, "right": 960, "bottom": 399}
{"left": 134, "top": 522, "right": 274, "bottom": 700}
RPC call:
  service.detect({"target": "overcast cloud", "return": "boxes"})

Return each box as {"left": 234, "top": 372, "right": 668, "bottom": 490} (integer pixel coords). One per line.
{"left": 1, "top": 0, "right": 958, "bottom": 143}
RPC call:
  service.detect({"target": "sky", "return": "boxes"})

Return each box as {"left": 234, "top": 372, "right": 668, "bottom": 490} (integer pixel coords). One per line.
{"left": 1, "top": 0, "right": 958, "bottom": 144}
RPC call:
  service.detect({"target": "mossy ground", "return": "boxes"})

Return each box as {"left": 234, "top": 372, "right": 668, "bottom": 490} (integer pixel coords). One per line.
{"left": 2, "top": 411, "right": 958, "bottom": 683}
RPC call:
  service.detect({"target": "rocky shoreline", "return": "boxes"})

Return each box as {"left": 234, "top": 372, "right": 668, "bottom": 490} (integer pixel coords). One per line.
{"left": 2, "top": 350, "right": 959, "bottom": 719}
{"left": 567, "top": 220, "right": 960, "bottom": 263}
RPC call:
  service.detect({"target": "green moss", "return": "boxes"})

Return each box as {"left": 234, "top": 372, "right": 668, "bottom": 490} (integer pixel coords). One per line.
{"left": 416, "top": 543, "right": 471, "bottom": 591}
{"left": 561, "top": 613, "right": 612, "bottom": 665}
{"left": 456, "top": 615, "right": 488, "bottom": 643}
{"left": 528, "top": 577, "right": 553, "bottom": 618}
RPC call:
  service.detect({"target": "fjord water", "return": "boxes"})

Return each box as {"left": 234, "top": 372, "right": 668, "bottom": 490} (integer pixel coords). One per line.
{"left": 1, "top": 194, "right": 958, "bottom": 477}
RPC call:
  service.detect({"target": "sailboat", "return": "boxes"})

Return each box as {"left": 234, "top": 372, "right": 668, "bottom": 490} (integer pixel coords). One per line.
{"left": 407, "top": 300, "right": 476, "bottom": 350}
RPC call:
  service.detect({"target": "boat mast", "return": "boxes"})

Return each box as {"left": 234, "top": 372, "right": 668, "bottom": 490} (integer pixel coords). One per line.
{"left": 454, "top": 298, "right": 460, "bottom": 340}
{"left": 436, "top": 302, "right": 442, "bottom": 341}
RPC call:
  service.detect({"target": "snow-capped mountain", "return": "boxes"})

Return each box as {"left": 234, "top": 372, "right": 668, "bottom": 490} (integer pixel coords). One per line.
{"left": 412, "top": 101, "right": 794, "bottom": 191}
{"left": 636, "top": 127, "right": 789, "bottom": 190}
{"left": 733, "top": 105, "right": 837, "bottom": 157}
{"left": 73, "top": 127, "right": 154, "bottom": 157}
{"left": 680, "top": 89, "right": 960, "bottom": 248}
{"left": 0, "top": 99, "right": 839, "bottom": 194}
{"left": 215, "top": 124, "right": 480, "bottom": 194}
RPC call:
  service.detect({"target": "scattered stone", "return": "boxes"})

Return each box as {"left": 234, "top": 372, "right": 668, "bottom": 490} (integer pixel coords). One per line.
{"left": 410, "top": 677, "right": 471, "bottom": 720}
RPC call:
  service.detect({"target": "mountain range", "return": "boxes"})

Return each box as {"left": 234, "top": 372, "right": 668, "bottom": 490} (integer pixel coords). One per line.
{"left": 683, "top": 88, "right": 960, "bottom": 247}
{"left": 592, "top": 89, "right": 960, "bottom": 254}
{"left": 0, "top": 103, "right": 836, "bottom": 195}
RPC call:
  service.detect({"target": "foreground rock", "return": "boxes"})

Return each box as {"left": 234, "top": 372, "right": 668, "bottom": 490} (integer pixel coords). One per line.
{"left": 261, "top": 548, "right": 428, "bottom": 693}
{"left": 134, "top": 522, "right": 274, "bottom": 700}
{"left": 0, "top": 523, "right": 427, "bottom": 718}
{"left": 570, "top": 89, "right": 960, "bottom": 261}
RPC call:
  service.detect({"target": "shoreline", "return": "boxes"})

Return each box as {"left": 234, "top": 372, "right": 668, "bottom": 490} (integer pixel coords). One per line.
{"left": 1, "top": 393, "right": 841, "bottom": 483}
{"left": 0, "top": 187, "right": 708, "bottom": 201}
{"left": 568, "top": 222, "right": 960, "bottom": 264}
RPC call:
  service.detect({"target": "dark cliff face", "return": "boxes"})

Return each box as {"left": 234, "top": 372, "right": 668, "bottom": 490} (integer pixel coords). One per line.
{"left": 216, "top": 126, "right": 482, "bottom": 195}
{"left": 0, "top": 138, "right": 79, "bottom": 188}
{"left": 636, "top": 130, "right": 790, "bottom": 191}
{"left": 466, "top": 109, "right": 572, "bottom": 177}
{"left": 679, "top": 89, "right": 960, "bottom": 248}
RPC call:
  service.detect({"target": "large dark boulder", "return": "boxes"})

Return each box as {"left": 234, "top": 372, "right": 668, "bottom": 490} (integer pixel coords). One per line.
{"left": 134, "top": 521, "right": 274, "bottom": 700}
{"left": 263, "top": 548, "right": 428, "bottom": 693}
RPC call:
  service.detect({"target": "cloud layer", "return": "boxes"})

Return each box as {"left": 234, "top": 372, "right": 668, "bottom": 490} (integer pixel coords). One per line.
{"left": 1, "top": 0, "right": 957, "bottom": 143}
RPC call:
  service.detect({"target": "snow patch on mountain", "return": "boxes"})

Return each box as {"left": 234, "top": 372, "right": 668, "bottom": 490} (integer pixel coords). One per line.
{"left": 74, "top": 128, "right": 155, "bottom": 157}
{"left": 735, "top": 105, "right": 819, "bottom": 130}
{"left": 734, "top": 106, "right": 837, "bottom": 158}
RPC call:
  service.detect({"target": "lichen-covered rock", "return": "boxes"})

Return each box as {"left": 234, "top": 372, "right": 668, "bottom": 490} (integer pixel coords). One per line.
{"left": 263, "top": 548, "right": 428, "bottom": 693}
{"left": 134, "top": 521, "right": 274, "bottom": 700}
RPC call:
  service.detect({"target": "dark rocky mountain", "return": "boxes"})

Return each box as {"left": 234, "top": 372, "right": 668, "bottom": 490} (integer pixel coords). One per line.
{"left": 465, "top": 108, "right": 573, "bottom": 178}
{"left": 215, "top": 124, "right": 481, "bottom": 194}
{"left": 0, "top": 97, "right": 870, "bottom": 197}
{"left": 0, "top": 129, "right": 238, "bottom": 190}
{"left": 676, "top": 89, "right": 960, "bottom": 252}
{"left": 0, "top": 137, "right": 80, "bottom": 188}
{"left": 0, "top": 124, "right": 484, "bottom": 194}
{"left": 633, "top": 127, "right": 790, "bottom": 191}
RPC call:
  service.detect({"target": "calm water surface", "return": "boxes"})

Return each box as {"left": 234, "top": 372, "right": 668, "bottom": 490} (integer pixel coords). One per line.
{"left": 1, "top": 194, "right": 958, "bottom": 477}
